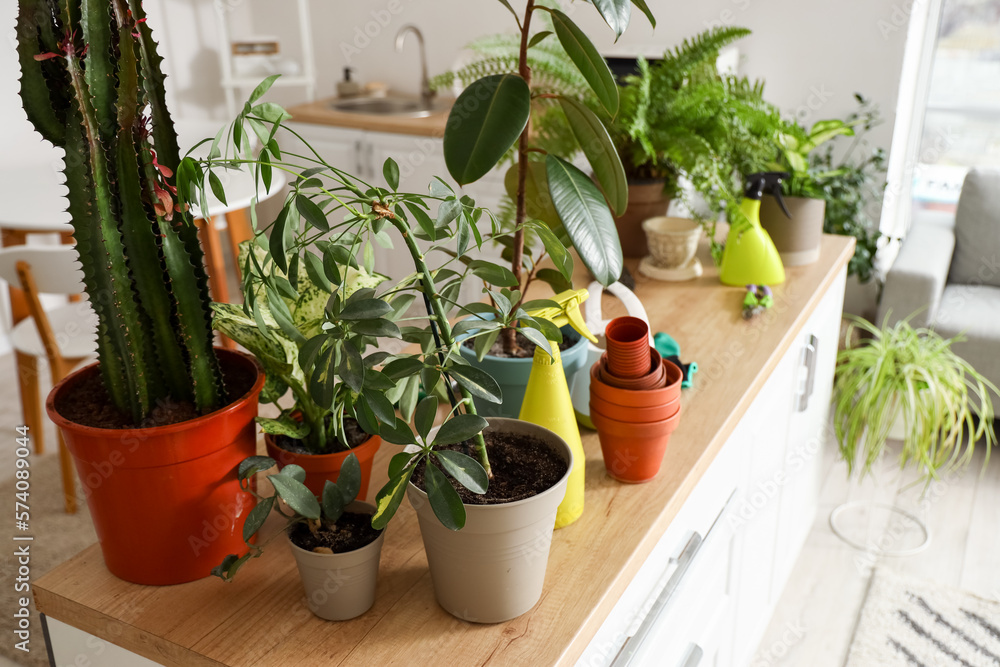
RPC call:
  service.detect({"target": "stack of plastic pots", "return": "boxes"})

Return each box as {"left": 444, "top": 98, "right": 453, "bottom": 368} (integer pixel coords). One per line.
{"left": 590, "top": 316, "right": 683, "bottom": 483}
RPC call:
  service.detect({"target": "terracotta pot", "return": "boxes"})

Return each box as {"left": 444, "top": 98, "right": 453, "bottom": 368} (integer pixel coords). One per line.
{"left": 407, "top": 418, "right": 572, "bottom": 623}
{"left": 591, "top": 404, "right": 683, "bottom": 483}
{"left": 759, "top": 195, "right": 825, "bottom": 266}
{"left": 287, "top": 501, "right": 385, "bottom": 621}
{"left": 589, "top": 392, "right": 680, "bottom": 424}
{"left": 590, "top": 359, "right": 683, "bottom": 407}
{"left": 265, "top": 432, "right": 381, "bottom": 499}
{"left": 604, "top": 317, "right": 652, "bottom": 378}
{"left": 598, "top": 350, "right": 666, "bottom": 391}
{"left": 615, "top": 180, "right": 671, "bottom": 258}
{"left": 46, "top": 349, "right": 264, "bottom": 585}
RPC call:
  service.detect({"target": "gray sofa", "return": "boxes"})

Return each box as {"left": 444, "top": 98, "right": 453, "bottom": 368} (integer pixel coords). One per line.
{"left": 878, "top": 168, "right": 1000, "bottom": 393}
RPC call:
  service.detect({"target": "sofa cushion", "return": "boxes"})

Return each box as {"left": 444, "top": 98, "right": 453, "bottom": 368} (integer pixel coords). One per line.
{"left": 949, "top": 168, "right": 1000, "bottom": 287}
{"left": 933, "top": 284, "right": 1000, "bottom": 395}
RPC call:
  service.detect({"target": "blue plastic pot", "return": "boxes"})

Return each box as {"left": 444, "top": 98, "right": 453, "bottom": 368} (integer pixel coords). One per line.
{"left": 457, "top": 321, "right": 589, "bottom": 418}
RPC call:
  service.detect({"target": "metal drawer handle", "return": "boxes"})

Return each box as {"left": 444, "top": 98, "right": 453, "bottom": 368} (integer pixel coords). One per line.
{"left": 610, "top": 491, "right": 736, "bottom": 667}
{"left": 797, "top": 334, "right": 818, "bottom": 412}
{"left": 680, "top": 643, "right": 704, "bottom": 667}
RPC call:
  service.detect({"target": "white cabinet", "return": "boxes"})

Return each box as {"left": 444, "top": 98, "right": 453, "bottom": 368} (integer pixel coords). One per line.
{"left": 579, "top": 267, "right": 847, "bottom": 667}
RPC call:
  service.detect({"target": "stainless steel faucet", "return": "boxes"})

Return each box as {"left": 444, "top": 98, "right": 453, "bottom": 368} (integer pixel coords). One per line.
{"left": 395, "top": 25, "right": 435, "bottom": 107}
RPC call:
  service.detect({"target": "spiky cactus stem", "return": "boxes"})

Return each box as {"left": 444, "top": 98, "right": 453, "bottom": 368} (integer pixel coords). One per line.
{"left": 16, "top": 0, "right": 225, "bottom": 424}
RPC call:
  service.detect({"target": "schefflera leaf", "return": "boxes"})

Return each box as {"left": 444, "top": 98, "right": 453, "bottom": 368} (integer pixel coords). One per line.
{"left": 443, "top": 73, "right": 531, "bottom": 185}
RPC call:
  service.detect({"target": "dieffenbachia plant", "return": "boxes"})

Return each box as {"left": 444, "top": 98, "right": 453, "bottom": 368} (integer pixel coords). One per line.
{"left": 213, "top": 453, "right": 364, "bottom": 580}
{"left": 440, "top": 0, "right": 654, "bottom": 356}
{"left": 16, "top": 0, "right": 225, "bottom": 423}
{"left": 213, "top": 241, "right": 387, "bottom": 454}
{"left": 187, "top": 80, "right": 569, "bottom": 530}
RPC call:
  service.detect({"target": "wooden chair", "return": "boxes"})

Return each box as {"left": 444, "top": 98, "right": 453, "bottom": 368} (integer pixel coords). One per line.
{"left": 0, "top": 246, "right": 98, "bottom": 514}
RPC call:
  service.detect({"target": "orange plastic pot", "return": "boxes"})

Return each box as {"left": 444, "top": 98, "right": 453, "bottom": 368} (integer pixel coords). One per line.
{"left": 589, "top": 392, "right": 680, "bottom": 423}
{"left": 591, "top": 404, "right": 683, "bottom": 483}
{"left": 598, "top": 350, "right": 666, "bottom": 390}
{"left": 590, "top": 360, "right": 683, "bottom": 407}
{"left": 265, "top": 432, "right": 381, "bottom": 498}
{"left": 46, "top": 349, "right": 264, "bottom": 585}
{"left": 604, "top": 317, "right": 651, "bottom": 378}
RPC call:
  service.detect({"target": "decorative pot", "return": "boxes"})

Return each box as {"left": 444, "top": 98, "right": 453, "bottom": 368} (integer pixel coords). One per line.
{"left": 589, "top": 361, "right": 682, "bottom": 408}
{"left": 759, "top": 195, "right": 825, "bottom": 266}
{"left": 287, "top": 501, "right": 385, "bottom": 621}
{"left": 264, "top": 432, "right": 381, "bottom": 499}
{"left": 46, "top": 349, "right": 264, "bottom": 585}
{"left": 615, "top": 180, "right": 671, "bottom": 258}
{"left": 407, "top": 418, "right": 572, "bottom": 623}
{"left": 458, "top": 323, "right": 589, "bottom": 418}
{"left": 591, "top": 404, "right": 683, "bottom": 483}
{"left": 642, "top": 216, "right": 702, "bottom": 268}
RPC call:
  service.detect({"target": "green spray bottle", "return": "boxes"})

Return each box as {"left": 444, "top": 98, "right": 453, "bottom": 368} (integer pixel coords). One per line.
{"left": 719, "top": 172, "right": 791, "bottom": 286}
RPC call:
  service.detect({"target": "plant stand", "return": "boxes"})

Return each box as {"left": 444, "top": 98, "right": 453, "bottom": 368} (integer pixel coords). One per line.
{"left": 829, "top": 500, "right": 930, "bottom": 557}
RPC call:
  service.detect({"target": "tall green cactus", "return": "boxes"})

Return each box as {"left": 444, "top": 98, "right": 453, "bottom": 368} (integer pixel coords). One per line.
{"left": 16, "top": 0, "right": 225, "bottom": 424}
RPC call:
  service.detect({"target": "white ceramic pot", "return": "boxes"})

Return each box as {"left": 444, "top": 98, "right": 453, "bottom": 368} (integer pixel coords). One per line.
{"left": 287, "top": 501, "right": 385, "bottom": 621}
{"left": 407, "top": 418, "right": 572, "bottom": 623}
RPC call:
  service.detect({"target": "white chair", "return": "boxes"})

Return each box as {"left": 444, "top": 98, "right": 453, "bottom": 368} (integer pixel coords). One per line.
{"left": 0, "top": 245, "right": 98, "bottom": 513}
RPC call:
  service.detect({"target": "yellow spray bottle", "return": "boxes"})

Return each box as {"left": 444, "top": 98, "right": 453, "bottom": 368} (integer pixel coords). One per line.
{"left": 519, "top": 289, "right": 597, "bottom": 529}
{"left": 719, "top": 172, "right": 790, "bottom": 286}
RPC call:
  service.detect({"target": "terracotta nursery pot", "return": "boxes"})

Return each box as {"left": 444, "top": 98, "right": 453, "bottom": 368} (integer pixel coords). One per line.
{"left": 46, "top": 349, "right": 264, "bottom": 585}
{"left": 407, "top": 418, "right": 572, "bottom": 623}
{"left": 265, "top": 432, "right": 381, "bottom": 498}
{"left": 590, "top": 360, "right": 683, "bottom": 408}
{"left": 614, "top": 180, "right": 672, "bottom": 258}
{"left": 590, "top": 392, "right": 680, "bottom": 423}
{"left": 604, "top": 316, "right": 652, "bottom": 378}
{"left": 759, "top": 194, "right": 826, "bottom": 266}
{"left": 591, "top": 405, "right": 683, "bottom": 483}
{"left": 288, "top": 501, "right": 385, "bottom": 621}
{"left": 598, "top": 350, "right": 667, "bottom": 391}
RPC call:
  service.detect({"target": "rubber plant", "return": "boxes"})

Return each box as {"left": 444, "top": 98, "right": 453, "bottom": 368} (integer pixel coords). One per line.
{"left": 190, "top": 83, "right": 581, "bottom": 549}
{"left": 833, "top": 314, "right": 998, "bottom": 487}
{"left": 16, "top": 0, "right": 225, "bottom": 423}
{"left": 440, "top": 0, "right": 654, "bottom": 355}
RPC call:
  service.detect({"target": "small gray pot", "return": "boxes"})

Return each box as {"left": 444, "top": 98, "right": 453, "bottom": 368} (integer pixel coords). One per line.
{"left": 760, "top": 195, "right": 826, "bottom": 266}
{"left": 407, "top": 418, "right": 572, "bottom": 623}
{"left": 287, "top": 501, "right": 385, "bottom": 621}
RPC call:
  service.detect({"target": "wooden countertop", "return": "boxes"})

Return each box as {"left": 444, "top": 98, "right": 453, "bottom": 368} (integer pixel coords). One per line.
{"left": 286, "top": 96, "right": 453, "bottom": 137}
{"left": 34, "top": 235, "right": 854, "bottom": 667}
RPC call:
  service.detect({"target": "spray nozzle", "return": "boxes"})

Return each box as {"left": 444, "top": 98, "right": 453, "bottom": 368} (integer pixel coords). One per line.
{"left": 745, "top": 172, "right": 791, "bottom": 218}
{"left": 525, "top": 288, "right": 598, "bottom": 344}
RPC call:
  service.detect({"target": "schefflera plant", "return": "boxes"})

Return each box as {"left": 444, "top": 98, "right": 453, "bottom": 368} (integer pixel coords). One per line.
{"left": 441, "top": 0, "right": 654, "bottom": 355}
{"left": 184, "top": 82, "right": 570, "bottom": 530}
{"left": 213, "top": 453, "right": 364, "bottom": 579}
{"left": 17, "top": 0, "right": 225, "bottom": 423}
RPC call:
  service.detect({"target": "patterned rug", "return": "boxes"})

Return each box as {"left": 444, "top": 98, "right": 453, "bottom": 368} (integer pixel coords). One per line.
{"left": 847, "top": 569, "right": 1000, "bottom": 666}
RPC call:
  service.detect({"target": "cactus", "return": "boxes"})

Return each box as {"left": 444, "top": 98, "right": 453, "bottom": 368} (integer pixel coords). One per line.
{"left": 16, "top": 0, "right": 224, "bottom": 423}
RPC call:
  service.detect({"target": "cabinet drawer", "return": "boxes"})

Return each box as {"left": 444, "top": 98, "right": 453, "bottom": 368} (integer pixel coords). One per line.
{"left": 578, "top": 442, "right": 740, "bottom": 667}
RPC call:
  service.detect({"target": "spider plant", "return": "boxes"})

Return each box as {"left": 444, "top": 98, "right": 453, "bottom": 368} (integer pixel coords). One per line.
{"left": 833, "top": 314, "right": 998, "bottom": 486}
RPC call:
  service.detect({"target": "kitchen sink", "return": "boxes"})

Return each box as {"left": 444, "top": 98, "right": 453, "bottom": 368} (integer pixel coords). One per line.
{"left": 329, "top": 96, "right": 449, "bottom": 117}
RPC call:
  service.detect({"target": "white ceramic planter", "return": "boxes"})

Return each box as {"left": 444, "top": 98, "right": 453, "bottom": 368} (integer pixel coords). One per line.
{"left": 287, "top": 501, "right": 385, "bottom": 621}
{"left": 407, "top": 418, "right": 572, "bottom": 623}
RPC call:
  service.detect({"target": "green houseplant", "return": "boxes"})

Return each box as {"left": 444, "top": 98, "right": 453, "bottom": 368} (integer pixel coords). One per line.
{"left": 607, "top": 26, "right": 784, "bottom": 261}
{"left": 760, "top": 116, "right": 856, "bottom": 266}
{"left": 833, "top": 315, "right": 997, "bottom": 486}
{"left": 437, "top": 0, "right": 652, "bottom": 417}
{"left": 213, "top": 241, "right": 387, "bottom": 495}
{"left": 214, "top": 453, "right": 387, "bottom": 621}
{"left": 18, "top": 0, "right": 263, "bottom": 585}
{"left": 194, "top": 80, "right": 577, "bottom": 621}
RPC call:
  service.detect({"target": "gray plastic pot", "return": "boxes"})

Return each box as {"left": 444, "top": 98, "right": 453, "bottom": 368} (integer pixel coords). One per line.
{"left": 287, "top": 501, "right": 385, "bottom": 621}
{"left": 759, "top": 195, "right": 826, "bottom": 266}
{"left": 407, "top": 418, "right": 572, "bottom": 623}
